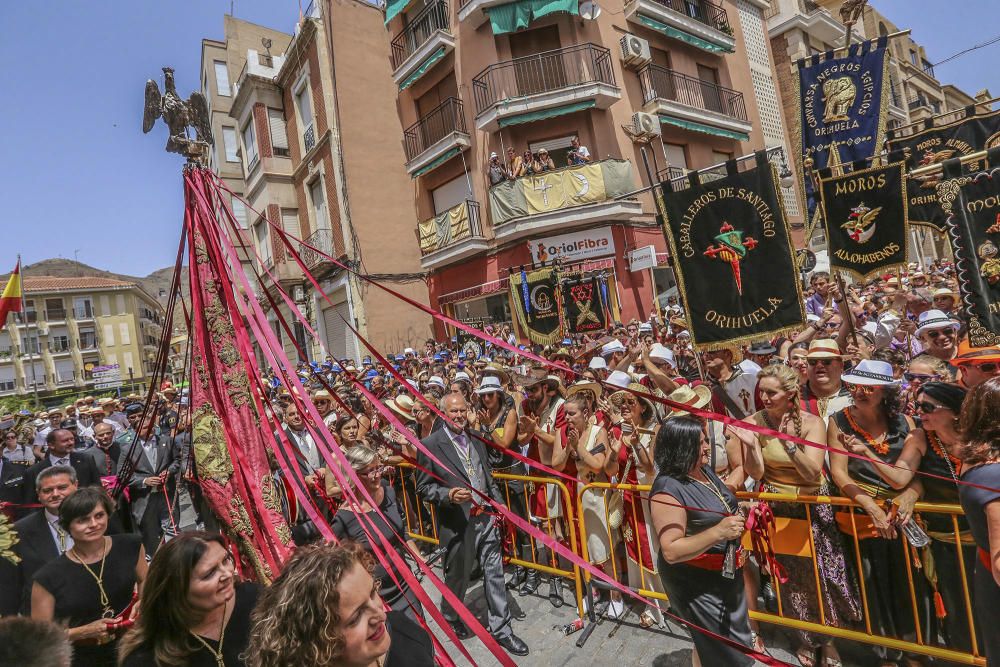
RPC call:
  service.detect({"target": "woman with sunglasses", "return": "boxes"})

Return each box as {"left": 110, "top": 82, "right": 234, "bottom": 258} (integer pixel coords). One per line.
{"left": 901, "top": 356, "right": 951, "bottom": 417}
{"left": 828, "top": 360, "right": 929, "bottom": 667}
{"left": 331, "top": 445, "right": 425, "bottom": 620}
{"left": 2, "top": 429, "right": 33, "bottom": 466}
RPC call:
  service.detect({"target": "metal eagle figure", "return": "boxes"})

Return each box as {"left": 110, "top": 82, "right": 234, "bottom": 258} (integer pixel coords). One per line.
{"left": 143, "top": 67, "right": 213, "bottom": 158}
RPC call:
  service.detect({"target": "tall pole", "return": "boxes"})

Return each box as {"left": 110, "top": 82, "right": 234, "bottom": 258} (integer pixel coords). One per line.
{"left": 18, "top": 255, "right": 40, "bottom": 408}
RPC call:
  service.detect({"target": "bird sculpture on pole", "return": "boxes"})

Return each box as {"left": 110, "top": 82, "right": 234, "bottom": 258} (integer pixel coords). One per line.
{"left": 143, "top": 67, "right": 213, "bottom": 160}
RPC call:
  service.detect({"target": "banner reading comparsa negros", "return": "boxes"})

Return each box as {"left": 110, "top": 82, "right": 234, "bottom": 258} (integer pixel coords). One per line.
{"left": 819, "top": 160, "right": 909, "bottom": 281}
{"left": 657, "top": 151, "right": 805, "bottom": 351}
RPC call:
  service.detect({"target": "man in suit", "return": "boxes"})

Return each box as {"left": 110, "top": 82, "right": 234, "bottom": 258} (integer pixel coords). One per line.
{"left": 23, "top": 429, "right": 101, "bottom": 504}
{"left": 80, "top": 422, "right": 121, "bottom": 478}
{"left": 117, "top": 415, "right": 178, "bottom": 556}
{"left": 416, "top": 393, "right": 528, "bottom": 657}
{"left": 274, "top": 403, "right": 329, "bottom": 545}
{"left": 0, "top": 465, "right": 78, "bottom": 615}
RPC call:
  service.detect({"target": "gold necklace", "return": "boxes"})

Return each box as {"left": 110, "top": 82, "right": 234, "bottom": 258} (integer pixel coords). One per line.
{"left": 687, "top": 473, "right": 733, "bottom": 514}
{"left": 69, "top": 538, "right": 112, "bottom": 618}
{"left": 190, "top": 598, "right": 228, "bottom": 667}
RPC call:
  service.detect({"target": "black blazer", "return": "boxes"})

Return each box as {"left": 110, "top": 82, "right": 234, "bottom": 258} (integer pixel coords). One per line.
{"left": 23, "top": 452, "right": 102, "bottom": 504}
{"left": 415, "top": 427, "right": 502, "bottom": 541}
{"left": 0, "top": 458, "right": 28, "bottom": 510}
{"left": 0, "top": 510, "right": 60, "bottom": 615}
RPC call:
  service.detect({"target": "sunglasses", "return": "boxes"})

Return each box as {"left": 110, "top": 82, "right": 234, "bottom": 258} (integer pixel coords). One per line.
{"left": 971, "top": 362, "right": 1000, "bottom": 373}
{"left": 903, "top": 372, "right": 936, "bottom": 383}
{"left": 360, "top": 466, "right": 386, "bottom": 480}
{"left": 806, "top": 358, "right": 835, "bottom": 366}
{"left": 915, "top": 400, "right": 948, "bottom": 415}
{"left": 926, "top": 329, "right": 956, "bottom": 339}
{"left": 846, "top": 383, "right": 877, "bottom": 395}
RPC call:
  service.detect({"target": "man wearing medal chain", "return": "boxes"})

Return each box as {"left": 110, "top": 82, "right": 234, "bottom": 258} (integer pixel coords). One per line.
{"left": 415, "top": 393, "right": 529, "bottom": 657}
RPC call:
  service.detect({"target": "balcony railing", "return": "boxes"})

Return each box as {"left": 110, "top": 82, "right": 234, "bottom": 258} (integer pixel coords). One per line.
{"left": 44, "top": 309, "right": 67, "bottom": 321}
{"left": 418, "top": 200, "right": 483, "bottom": 255}
{"left": 300, "top": 228, "right": 336, "bottom": 271}
{"left": 303, "top": 124, "right": 316, "bottom": 152}
{"left": 473, "top": 43, "right": 615, "bottom": 115}
{"left": 73, "top": 307, "right": 93, "bottom": 319}
{"left": 48, "top": 342, "right": 71, "bottom": 353}
{"left": 391, "top": 1, "right": 450, "bottom": 71}
{"left": 16, "top": 312, "right": 37, "bottom": 324}
{"left": 638, "top": 64, "right": 748, "bottom": 122}
{"left": 404, "top": 97, "right": 467, "bottom": 162}
{"left": 647, "top": 0, "right": 730, "bottom": 33}
{"left": 656, "top": 165, "right": 687, "bottom": 182}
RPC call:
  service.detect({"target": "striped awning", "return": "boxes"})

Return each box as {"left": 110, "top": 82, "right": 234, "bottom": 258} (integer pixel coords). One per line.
{"left": 659, "top": 115, "right": 749, "bottom": 142}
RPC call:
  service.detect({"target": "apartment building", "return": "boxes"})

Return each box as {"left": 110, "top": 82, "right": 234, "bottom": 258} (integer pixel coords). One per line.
{"left": 384, "top": 0, "right": 794, "bottom": 333}
{"left": 0, "top": 277, "right": 164, "bottom": 401}
{"left": 225, "top": 1, "right": 432, "bottom": 361}
{"left": 766, "top": 0, "right": 981, "bottom": 258}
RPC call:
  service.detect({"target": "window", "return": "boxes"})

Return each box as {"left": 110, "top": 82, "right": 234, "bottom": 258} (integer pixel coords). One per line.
{"left": 231, "top": 195, "right": 248, "bottom": 228}
{"left": 119, "top": 323, "right": 131, "bottom": 346}
{"left": 45, "top": 298, "right": 65, "bottom": 320}
{"left": 242, "top": 121, "right": 258, "bottom": 169}
{"left": 103, "top": 324, "right": 115, "bottom": 347}
{"left": 910, "top": 51, "right": 918, "bottom": 66}
{"left": 214, "top": 61, "right": 231, "bottom": 96}
{"left": 663, "top": 143, "right": 688, "bottom": 172}
{"left": 49, "top": 335, "right": 70, "bottom": 353}
{"left": 222, "top": 126, "right": 239, "bottom": 162}
{"left": 123, "top": 352, "right": 134, "bottom": 375}
{"left": 115, "top": 295, "right": 125, "bottom": 314}
{"left": 295, "top": 82, "right": 314, "bottom": 150}
{"left": 79, "top": 328, "right": 97, "bottom": 349}
{"left": 268, "top": 109, "right": 289, "bottom": 157}
{"left": 310, "top": 179, "right": 330, "bottom": 231}
{"left": 21, "top": 334, "right": 39, "bottom": 355}
{"left": 255, "top": 217, "right": 272, "bottom": 266}
{"left": 73, "top": 297, "right": 93, "bottom": 319}
{"left": 281, "top": 209, "right": 300, "bottom": 241}
{"left": 711, "top": 151, "right": 733, "bottom": 165}
{"left": 18, "top": 299, "right": 36, "bottom": 324}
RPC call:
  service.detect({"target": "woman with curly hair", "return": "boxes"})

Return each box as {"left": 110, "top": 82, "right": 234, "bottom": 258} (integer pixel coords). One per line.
{"left": 729, "top": 364, "right": 860, "bottom": 667}
{"left": 247, "top": 541, "right": 433, "bottom": 667}
{"left": 957, "top": 377, "right": 1000, "bottom": 666}
{"left": 828, "top": 360, "right": 928, "bottom": 667}
{"left": 118, "top": 532, "right": 258, "bottom": 666}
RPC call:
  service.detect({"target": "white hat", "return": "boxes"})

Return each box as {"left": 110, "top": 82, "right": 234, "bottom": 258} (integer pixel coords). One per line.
{"left": 638, "top": 322, "right": 653, "bottom": 333}
{"left": 490, "top": 151, "right": 498, "bottom": 159}
{"left": 588, "top": 356, "right": 608, "bottom": 370}
{"left": 601, "top": 340, "right": 627, "bottom": 357}
{"left": 474, "top": 376, "right": 504, "bottom": 394}
{"left": 806, "top": 313, "right": 821, "bottom": 323}
{"left": 676, "top": 330, "right": 691, "bottom": 339}
{"left": 842, "top": 359, "right": 898, "bottom": 386}
{"left": 454, "top": 371, "right": 471, "bottom": 382}
{"left": 404, "top": 347, "right": 416, "bottom": 356}
{"left": 648, "top": 343, "right": 675, "bottom": 366}
{"left": 916, "top": 309, "right": 959, "bottom": 337}
{"left": 427, "top": 375, "right": 446, "bottom": 390}
{"left": 606, "top": 370, "right": 631, "bottom": 389}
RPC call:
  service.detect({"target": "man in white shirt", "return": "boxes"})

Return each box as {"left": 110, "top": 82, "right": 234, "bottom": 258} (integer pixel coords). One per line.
{"left": 567, "top": 136, "right": 591, "bottom": 165}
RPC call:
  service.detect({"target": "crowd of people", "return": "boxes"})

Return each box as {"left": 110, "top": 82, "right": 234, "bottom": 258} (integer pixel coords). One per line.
{"left": 487, "top": 136, "right": 592, "bottom": 185}
{"left": 1, "top": 258, "right": 1000, "bottom": 667}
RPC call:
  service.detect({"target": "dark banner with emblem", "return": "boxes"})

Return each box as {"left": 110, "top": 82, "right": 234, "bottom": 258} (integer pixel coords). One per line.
{"left": 509, "top": 267, "right": 562, "bottom": 345}
{"left": 457, "top": 331, "right": 485, "bottom": 360}
{"left": 819, "top": 161, "right": 909, "bottom": 280}
{"left": 656, "top": 152, "right": 805, "bottom": 350}
{"left": 937, "top": 153, "right": 1000, "bottom": 346}
{"left": 561, "top": 276, "right": 607, "bottom": 334}
{"left": 887, "top": 108, "right": 1000, "bottom": 232}
{"left": 796, "top": 37, "right": 891, "bottom": 221}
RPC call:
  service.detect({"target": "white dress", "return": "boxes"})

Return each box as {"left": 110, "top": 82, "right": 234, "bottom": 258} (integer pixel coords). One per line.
{"left": 578, "top": 425, "right": 616, "bottom": 564}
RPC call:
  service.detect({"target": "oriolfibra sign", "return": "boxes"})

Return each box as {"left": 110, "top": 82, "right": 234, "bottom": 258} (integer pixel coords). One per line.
{"left": 528, "top": 227, "right": 615, "bottom": 265}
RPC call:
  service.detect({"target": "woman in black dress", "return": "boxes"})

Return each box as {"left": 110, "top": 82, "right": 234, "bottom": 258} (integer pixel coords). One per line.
{"left": 332, "top": 445, "right": 425, "bottom": 621}
{"left": 118, "top": 531, "right": 259, "bottom": 666}
{"left": 649, "top": 416, "right": 753, "bottom": 667}
{"left": 31, "top": 487, "right": 146, "bottom": 667}
{"left": 957, "top": 378, "right": 1000, "bottom": 666}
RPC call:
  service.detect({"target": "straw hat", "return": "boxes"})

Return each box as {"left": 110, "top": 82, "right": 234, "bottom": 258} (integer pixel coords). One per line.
{"left": 384, "top": 394, "right": 415, "bottom": 421}
{"left": 588, "top": 356, "right": 608, "bottom": 370}
{"left": 805, "top": 338, "right": 844, "bottom": 359}
{"left": 474, "top": 376, "right": 504, "bottom": 395}
{"left": 566, "top": 380, "right": 602, "bottom": 401}
{"left": 551, "top": 347, "right": 574, "bottom": 363}
{"left": 609, "top": 382, "right": 654, "bottom": 414}
{"left": 482, "top": 362, "right": 511, "bottom": 386}
{"left": 665, "top": 384, "right": 712, "bottom": 418}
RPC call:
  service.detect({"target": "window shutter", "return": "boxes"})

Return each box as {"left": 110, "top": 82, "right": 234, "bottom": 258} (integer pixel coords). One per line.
{"left": 281, "top": 210, "right": 300, "bottom": 240}
{"left": 214, "top": 61, "right": 231, "bottom": 96}
{"left": 222, "top": 127, "right": 239, "bottom": 162}
{"left": 243, "top": 123, "right": 258, "bottom": 164}
{"left": 268, "top": 109, "right": 289, "bottom": 150}
{"left": 231, "top": 197, "right": 248, "bottom": 228}
{"left": 119, "top": 323, "right": 131, "bottom": 346}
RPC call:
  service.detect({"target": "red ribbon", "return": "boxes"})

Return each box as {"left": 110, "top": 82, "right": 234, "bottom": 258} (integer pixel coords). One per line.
{"left": 745, "top": 502, "right": 787, "bottom": 584}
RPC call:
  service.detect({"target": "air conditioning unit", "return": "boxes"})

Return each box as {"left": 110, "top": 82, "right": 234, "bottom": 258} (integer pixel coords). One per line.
{"left": 36, "top": 324, "right": 49, "bottom": 335}
{"left": 632, "top": 112, "right": 661, "bottom": 138}
{"left": 620, "top": 34, "right": 651, "bottom": 68}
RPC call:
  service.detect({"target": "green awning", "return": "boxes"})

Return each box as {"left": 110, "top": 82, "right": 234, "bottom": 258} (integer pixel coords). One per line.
{"left": 487, "top": 0, "right": 578, "bottom": 35}
{"left": 399, "top": 46, "right": 447, "bottom": 91}
{"left": 636, "top": 14, "right": 734, "bottom": 54}
{"left": 411, "top": 146, "right": 462, "bottom": 178}
{"left": 658, "top": 115, "right": 749, "bottom": 142}
{"left": 498, "top": 100, "right": 596, "bottom": 128}
{"left": 384, "top": 0, "right": 413, "bottom": 25}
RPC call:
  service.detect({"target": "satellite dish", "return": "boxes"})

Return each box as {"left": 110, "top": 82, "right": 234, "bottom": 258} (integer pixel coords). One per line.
{"left": 579, "top": 0, "right": 601, "bottom": 20}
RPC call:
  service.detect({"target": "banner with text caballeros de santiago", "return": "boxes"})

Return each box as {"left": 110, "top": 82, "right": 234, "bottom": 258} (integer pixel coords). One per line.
{"left": 657, "top": 152, "right": 805, "bottom": 351}
{"left": 936, "top": 152, "right": 1000, "bottom": 346}
{"left": 887, "top": 108, "right": 1000, "bottom": 232}
{"left": 819, "top": 161, "right": 909, "bottom": 281}
{"left": 509, "top": 267, "right": 563, "bottom": 345}
{"left": 796, "top": 36, "right": 891, "bottom": 220}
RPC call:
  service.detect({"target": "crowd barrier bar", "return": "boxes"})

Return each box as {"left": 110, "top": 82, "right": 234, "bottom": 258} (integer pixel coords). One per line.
{"left": 576, "top": 482, "right": 985, "bottom": 667}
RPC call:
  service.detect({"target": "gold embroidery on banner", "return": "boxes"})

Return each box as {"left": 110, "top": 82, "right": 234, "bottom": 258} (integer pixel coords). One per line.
{"left": 194, "top": 231, "right": 209, "bottom": 265}
{"left": 223, "top": 369, "right": 251, "bottom": 408}
{"left": 192, "top": 402, "right": 234, "bottom": 484}
{"left": 935, "top": 176, "right": 974, "bottom": 215}
{"left": 821, "top": 76, "right": 856, "bottom": 123}
{"left": 218, "top": 341, "right": 240, "bottom": 367}
{"left": 259, "top": 475, "right": 293, "bottom": 545}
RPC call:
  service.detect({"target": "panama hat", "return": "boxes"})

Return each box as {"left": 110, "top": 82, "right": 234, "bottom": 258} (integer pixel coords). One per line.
{"left": 384, "top": 395, "right": 415, "bottom": 421}
{"left": 601, "top": 340, "right": 627, "bottom": 357}
{"left": 474, "top": 376, "right": 504, "bottom": 395}
{"left": 916, "top": 309, "right": 960, "bottom": 337}
{"left": 605, "top": 370, "right": 632, "bottom": 389}
{"left": 841, "top": 359, "right": 898, "bottom": 386}
{"left": 665, "top": 384, "right": 713, "bottom": 417}
{"left": 609, "top": 382, "right": 654, "bottom": 414}
{"left": 426, "top": 375, "right": 447, "bottom": 390}
{"left": 482, "top": 362, "right": 510, "bottom": 386}
{"left": 551, "top": 347, "right": 574, "bottom": 363}
{"left": 566, "top": 380, "right": 602, "bottom": 401}
{"left": 588, "top": 356, "right": 608, "bottom": 370}
{"left": 805, "top": 339, "right": 844, "bottom": 359}
{"left": 648, "top": 343, "right": 675, "bottom": 366}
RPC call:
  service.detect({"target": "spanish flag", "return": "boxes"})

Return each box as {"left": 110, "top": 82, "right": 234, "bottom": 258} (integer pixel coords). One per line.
{"left": 0, "top": 260, "right": 23, "bottom": 325}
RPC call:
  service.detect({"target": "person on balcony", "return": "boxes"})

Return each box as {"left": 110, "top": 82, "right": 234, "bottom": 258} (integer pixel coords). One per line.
{"left": 534, "top": 148, "right": 555, "bottom": 173}
{"left": 516, "top": 150, "right": 535, "bottom": 177}
{"left": 487, "top": 152, "right": 509, "bottom": 186}
{"left": 567, "top": 136, "right": 591, "bottom": 165}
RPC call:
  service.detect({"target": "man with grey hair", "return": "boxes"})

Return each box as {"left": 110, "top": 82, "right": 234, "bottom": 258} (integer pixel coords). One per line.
{"left": 80, "top": 422, "right": 121, "bottom": 478}
{"left": 23, "top": 428, "right": 101, "bottom": 504}
{"left": 416, "top": 393, "right": 528, "bottom": 657}
{"left": 0, "top": 465, "right": 78, "bottom": 614}
{"left": 0, "top": 618, "right": 73, "bottom": 666}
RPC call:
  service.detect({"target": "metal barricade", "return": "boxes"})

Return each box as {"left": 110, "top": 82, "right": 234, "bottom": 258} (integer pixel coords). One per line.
{"left": 397, "top": 464, "right": 440, "bottom": 546}
{"left": 575, "top": 482, "right": 985, "bottom": 666}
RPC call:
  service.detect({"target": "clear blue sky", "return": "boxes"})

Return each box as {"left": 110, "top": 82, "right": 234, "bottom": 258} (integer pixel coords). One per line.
{"left": 1, "top": 1, "right": 998, "bottom": 277}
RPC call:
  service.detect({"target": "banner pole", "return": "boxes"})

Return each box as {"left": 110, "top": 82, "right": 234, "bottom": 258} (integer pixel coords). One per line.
{"left": 835, "top": 272, "right": 859, "bottom": 348}
{"left": 889, "top": 95, "right": 1000, "bottom": 137}
{"left": 908, "top": 149, "right": 990, "bottom": 179}
{"left": 18, "top": 255, "right": 40, "bottom": 409}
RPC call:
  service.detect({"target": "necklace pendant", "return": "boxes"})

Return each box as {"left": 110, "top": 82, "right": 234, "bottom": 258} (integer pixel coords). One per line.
{"left": 102, "top": 607, "right": 115, "bottom": 619}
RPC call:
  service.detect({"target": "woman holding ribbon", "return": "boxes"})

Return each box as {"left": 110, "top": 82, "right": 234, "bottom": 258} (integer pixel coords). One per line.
{"left": 828, "top": 359, "right": 929, "bottom": 667}
{"left": 729, "top": 364, "right": 860, "bottom": 667}
{"left": 650, "top": 416, "right": 753, "bottom": 667}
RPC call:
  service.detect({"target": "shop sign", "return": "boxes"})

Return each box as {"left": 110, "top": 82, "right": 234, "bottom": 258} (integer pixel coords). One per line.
{"left": 628, "top": 245, "right": 658, "bottom": 272}
{"left": 528, "top": 227, "right": 614, "bottom": 265}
